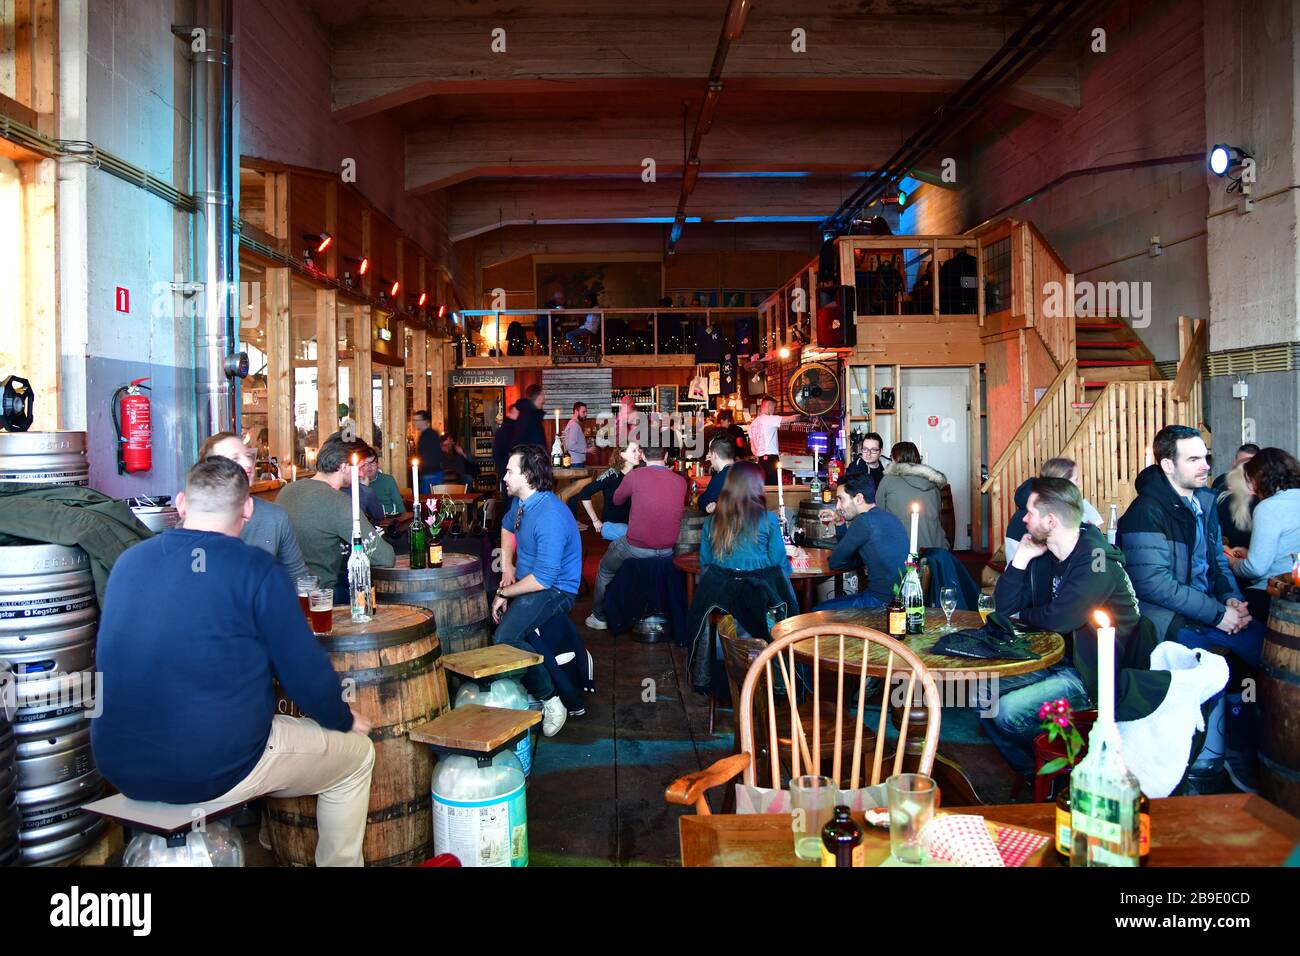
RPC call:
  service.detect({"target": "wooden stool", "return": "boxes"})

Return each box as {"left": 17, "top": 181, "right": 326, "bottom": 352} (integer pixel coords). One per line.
{"left": 409, "top": 705, "right": 541, "bottom": 766}
{"left": 83, "top": 793, "right": 256, "bottom": 847}
{"left": 442, "top": 645, "right": 543, "bottom": 683}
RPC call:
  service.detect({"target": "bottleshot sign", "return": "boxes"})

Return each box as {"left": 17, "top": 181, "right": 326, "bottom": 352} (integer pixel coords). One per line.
{"left": 449, "top": 369, "right": 516, "bottom": 387}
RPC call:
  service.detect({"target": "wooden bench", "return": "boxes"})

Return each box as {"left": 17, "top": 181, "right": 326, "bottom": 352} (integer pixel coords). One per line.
{"left": 442, "top": 644, "right": 543, "bottom": 682}
{"left": 409, "top": 704, "right": 541, "bottom": 765}
{"left": 82, "top": 793, "right": 258, "bottom": 847}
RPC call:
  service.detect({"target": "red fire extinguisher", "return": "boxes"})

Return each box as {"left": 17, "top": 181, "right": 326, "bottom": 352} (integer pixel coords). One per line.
{"left": 112, "top": 378, "right": 152, "bottom": 475}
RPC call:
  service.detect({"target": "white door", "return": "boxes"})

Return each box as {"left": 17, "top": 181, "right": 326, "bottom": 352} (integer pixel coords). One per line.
{"left": 900, "top": 369, "right": 971, "bottom": 550}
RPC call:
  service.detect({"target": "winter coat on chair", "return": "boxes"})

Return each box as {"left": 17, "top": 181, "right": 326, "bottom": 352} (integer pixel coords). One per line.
{"left": 687, "top": 565, "right": 799, "bottom": 692}
{"left": 875, "top": 461, "right": 949, "bottom": 550}
{"left": 1117, "top": 464, "right": 1243, "bottom": 643}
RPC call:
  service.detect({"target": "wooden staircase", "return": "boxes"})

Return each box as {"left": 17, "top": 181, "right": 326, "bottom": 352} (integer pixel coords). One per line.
{"left": 1074, "top": 310, "right": 1163, "bottom": 406}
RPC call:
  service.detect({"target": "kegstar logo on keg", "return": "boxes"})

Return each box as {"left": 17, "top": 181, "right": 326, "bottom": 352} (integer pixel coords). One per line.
{"left": 49, "top": 886, "right": 152, "bottom": 936}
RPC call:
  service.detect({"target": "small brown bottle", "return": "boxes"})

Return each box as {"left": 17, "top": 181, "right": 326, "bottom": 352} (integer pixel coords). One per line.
{"left": 887, "top": 587, "right": 906, "bottom": 638}
{"left": 820, "top": 805, "right": 864, "bottom": 867}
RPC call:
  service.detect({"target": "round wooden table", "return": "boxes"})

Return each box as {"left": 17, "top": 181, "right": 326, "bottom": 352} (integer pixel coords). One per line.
{"left": 771, "top": 608, "right": 1065, "bottom": 805}
{"left": 672, "top": 547, "right": 849, "bottom": 613}
{"left": 552, "top": 466, "right": 596, "bottom": 504}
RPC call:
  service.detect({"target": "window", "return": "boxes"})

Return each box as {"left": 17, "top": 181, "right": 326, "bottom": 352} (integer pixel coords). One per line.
{"left": 983, "top": 237, "right": 1011, "bottom": 313}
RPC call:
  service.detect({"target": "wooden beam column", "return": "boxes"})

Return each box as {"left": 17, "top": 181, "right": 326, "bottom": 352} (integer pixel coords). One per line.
{"left": 353, "top": 304, "right": 373, "bottom": 450}
{"left": 316, "top": 289, "right": 339, "bottom": 440}
{"left": 429, "top": 337, "right": 449, "bottom": 432}
{"left": 409, "top": 327, "right": 428, "bottom": 417}
{"left": 384, "top": 363, "right": 407, "bottom": 483}
{"left": 265, "top": 267, "right": 293, "bottom": 466}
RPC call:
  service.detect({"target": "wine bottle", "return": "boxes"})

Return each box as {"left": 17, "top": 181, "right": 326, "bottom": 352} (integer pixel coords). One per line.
{"left": 409, "top": 498, "right": 427, "bottom": 570}
{"left": 902, "top": 559, "right": 925, "bottom": 635}
{"left": 820, "top": 805, "right": 865, "bottom": 867}
{"left": 551, "top": 432, "right": 564, "bottom": 468}
{"left": 809, "top": 472, "right": 823, "bottom": 502}
{"left": 347, "top": 527, "right": 374, "bottom": 623}
{"left": 1069, "top": 616, "right": 1140, "bottom": 867}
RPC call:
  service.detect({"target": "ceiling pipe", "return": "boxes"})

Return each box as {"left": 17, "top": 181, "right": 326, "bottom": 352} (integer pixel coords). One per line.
{"left": 669, "top": 0, "right": 750, "bottom": 253}
{"left": 189, "top": 0, "right": 243, "bottom": 438}
{"left": 825, "top": 0, "right": 1110, "bottom": 232}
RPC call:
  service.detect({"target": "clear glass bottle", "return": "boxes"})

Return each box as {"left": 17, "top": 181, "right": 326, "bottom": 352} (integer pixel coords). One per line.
{"left": 347, "top": 527, "right": 374, "bottom": 623}
{"left": 551, "top": 432, "right": 564, "bottom": 468}
{"left": 901, "top": 559, "right": 925, "bottom": 635}
{"left": 809, "top": 472, "right": 823, "bottom": 502}
{"left": 1069, "top": 721, "right": 1140, "bottom": 866}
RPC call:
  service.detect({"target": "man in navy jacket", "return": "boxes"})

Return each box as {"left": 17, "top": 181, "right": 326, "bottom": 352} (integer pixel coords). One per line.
{"left": 93, "top": 457, "right": 375, "bottom": 866}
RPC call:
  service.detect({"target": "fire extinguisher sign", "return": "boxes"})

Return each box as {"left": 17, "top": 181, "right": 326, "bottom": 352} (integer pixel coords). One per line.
{"left": 115, "top": 287, "right": 130, "bottom": 313}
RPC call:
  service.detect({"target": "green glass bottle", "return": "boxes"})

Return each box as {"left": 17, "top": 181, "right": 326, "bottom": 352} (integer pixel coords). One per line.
{"left": 409, "top": 499, "right": 427, "bottom": 570}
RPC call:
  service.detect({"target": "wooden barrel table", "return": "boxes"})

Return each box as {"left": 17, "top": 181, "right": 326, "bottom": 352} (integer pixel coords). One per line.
{"left": 675, "top": 512, "right": 707, "bottom": 555}
{"left": 1260, "top": 591, "right": 1300, "bottom": 817}
{"left": 797, "top": 499, "right": 838, "bottom": 545}
{"left": 268, "top": 604, "right": 449, "bottom": 867}
{"left": 374, "top": 553, "right": 492, "bottom": 655}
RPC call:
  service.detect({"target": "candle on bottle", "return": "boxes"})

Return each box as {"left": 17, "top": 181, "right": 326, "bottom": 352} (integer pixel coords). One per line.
{"left": 909, "top": 502, "right": 920, "bottom": 558}
{"left": 1093, "top": 610, "right": 1115, "bottom": 726}
{"left": 776, "top": 459, "right": 785, "bottom": 514}
{"left": 350, "top": 453, "right": 361, "bottom": 523}
{"left": 290, "top": 464, "right": 296, "bottom": 483}
{"left": 411, "top": 458, "right": 419, "bottom": 497}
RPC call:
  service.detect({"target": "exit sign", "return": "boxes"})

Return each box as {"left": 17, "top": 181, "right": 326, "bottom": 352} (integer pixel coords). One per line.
{"left": 115, "top": 287, "right": 130, "bottom": 313}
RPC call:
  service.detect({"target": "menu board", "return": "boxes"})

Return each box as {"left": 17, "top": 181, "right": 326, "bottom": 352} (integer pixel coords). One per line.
{"left": 542, "top": 368, "right": 613, "bottom": 420}
{"left": 656, "top": 385, "right": 678, "bottom": 416}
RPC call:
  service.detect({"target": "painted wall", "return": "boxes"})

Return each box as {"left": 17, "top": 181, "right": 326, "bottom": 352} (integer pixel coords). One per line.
{"left": 233, "top": 0, "right": 454, "bottom": 265}
{"left": 914, "top": 0, "right": 1211, "bottom": 362}
{"left": 58, "top": 0, "right": 198, "bottom": 499}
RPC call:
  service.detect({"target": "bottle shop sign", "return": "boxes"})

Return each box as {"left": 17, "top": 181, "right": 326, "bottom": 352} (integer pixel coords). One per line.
{"left": 115, "top": 287, "right": 130, "bottom": 313}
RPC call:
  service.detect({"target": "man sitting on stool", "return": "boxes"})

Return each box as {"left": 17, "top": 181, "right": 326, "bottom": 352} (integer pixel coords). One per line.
{"left": 815, "top": 472, "right": 909, "bottom": 610}
{"left": 494, "top": 444, "right": 583, "bottom": 737}
{"left": 91, "top": 457, "right": 375, "bottom": 867}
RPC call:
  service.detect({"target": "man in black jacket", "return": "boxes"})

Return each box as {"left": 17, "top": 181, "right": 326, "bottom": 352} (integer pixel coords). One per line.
{"left": 842, "top": 431, "right": 886, "bottom": 501}
{"left": 983, "top": 478, "right": 1151, "bottom": 776}
{"left": 509, "top": 384, "right": 548, "bottom": 451}
{"left": 1118, "top": 425, "right": 1263, "bottom": 791}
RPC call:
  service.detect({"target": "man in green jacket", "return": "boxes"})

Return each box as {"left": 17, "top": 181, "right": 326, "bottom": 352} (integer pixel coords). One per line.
{"left": 277, "top": 436, "right": 395, "bottom": 595}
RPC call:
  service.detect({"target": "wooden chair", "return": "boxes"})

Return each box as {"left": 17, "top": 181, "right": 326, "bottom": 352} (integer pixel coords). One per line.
{"left": 666, "top": 622, "right": 943, "bottom": 815}
{"left": 428, "top": 483, "right": 469, "bottom": 496}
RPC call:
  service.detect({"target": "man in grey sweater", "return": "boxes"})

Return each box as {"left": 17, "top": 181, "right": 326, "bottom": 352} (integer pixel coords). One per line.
{"left": 199, "top": 433, "right": 309, "bottom": 582}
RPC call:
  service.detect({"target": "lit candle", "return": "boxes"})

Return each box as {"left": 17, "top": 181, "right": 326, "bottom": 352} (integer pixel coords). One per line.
{"left": 412, "top": 457, "right": 419, "bottom": 497}
{"left": 909, "top": 502, "right": 920, "bottom": 558}
{"left": 291, "top": 464, "right": 296, "bottom": 483}
{"left": 1144, "top": 446, "right": 1154, "bottom": 468}
{"left": 814, "top": 450, "right": 819, "bottom": 475}
{"left": 350, "top": 453, "right": 361, "bottom": 524}
{"left": 1093, "top": 609, "right": 1115, "bottom": 727}
{"left": 776, "top": 459, "right": 785, "bottom": 515}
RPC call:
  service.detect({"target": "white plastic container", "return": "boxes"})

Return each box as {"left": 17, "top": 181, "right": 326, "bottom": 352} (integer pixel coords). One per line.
{"left": 453, "top": 678, "right": 534, "bottom": 776}
{"left": 431, "top": 750, "right": 527, "bottom": 867}
{"left": 123, "top": 819, "right": 244, "bottom": 867}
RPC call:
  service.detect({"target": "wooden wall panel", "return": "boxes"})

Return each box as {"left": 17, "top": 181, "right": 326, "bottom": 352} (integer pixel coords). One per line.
{"left": 984, "top": 333, "right": 1024, "bottom": 466}
{"left": 290, "top": 174, "right": 329, "bottom": 253}
{"left": 721, "top": 251, "right": 783, "bottom": 289}
{"left": 482, "top": 256, "right": 535, "bottom": 293}
{"left": 665, "top": 252, "right": 721, "bottom": 290}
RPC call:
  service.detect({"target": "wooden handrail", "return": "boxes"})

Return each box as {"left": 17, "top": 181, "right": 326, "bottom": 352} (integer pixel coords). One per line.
{"left": 980, "top": 358, "right": 1078, "bottom": 492}
{"left": 1172, "top": 317, "right": 1208, "bottom": 404}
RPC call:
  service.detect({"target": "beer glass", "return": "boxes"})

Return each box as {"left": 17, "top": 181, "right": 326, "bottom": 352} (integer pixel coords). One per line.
{"left": 308, "top": 589, "right": 334, "bottom": 636}
{"left": 887, "top": 773, "right": 936, "bottom": 864}
{"left": 790, "top": 775, "right": 836, "bottom": 861}
{"left": 978, "top": 593, "right": 995, "bottom": 623}
{"left": 295, "top": 576, "right": 318, "bottom": 616}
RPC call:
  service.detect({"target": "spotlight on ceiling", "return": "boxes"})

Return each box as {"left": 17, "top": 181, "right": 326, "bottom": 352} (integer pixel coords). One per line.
{"left": 438, "top": 305, "right": 447, "bottom": 318}
{"left": 896, "top": 188, "right": 909, "bottom": 208}
{"left": 778, "top": 345, "right": 791, "bottom": 360}
{"left": 1208, "top": 144, "right": 1249, "bottom": 177}
{"left": 304, "top": 232, "right": 332, "bottom": 253}
{"left": 380, "top": 278, "right": 400, "bottom": 298}
{"left": 344, "top": 255, "right": 369, "bottom": 275}
{"left": 417, "top": 291, "right": 428, "bottom": 307}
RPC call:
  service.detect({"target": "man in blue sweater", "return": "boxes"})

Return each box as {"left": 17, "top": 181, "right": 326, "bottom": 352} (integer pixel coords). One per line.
{"left": 494, "top": 444, "right": 583, "bottom": 737}
{"left": 815, "top": 473, "right": 909, "bottom": 609}
{"left": 92, "top": 457, "right": 375, "bottom": 866}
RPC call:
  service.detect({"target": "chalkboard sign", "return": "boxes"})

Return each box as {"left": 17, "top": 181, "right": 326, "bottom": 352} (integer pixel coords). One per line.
{"left": 656, "top": 385, "right": 678, "bottom": 415}
{"left": 542, "top": 368, "right": 613, "bottom": 420}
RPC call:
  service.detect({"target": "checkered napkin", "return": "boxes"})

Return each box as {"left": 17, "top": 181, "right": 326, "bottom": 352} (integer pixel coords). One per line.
{"left": 919, "top": 815, "right": 1005, "bottom": 867}
{"left": 919, "top": 815, "right": 1051, "bottom": 867}
{"left": 993, "top": 824, "right": 1051, "bottom": 867}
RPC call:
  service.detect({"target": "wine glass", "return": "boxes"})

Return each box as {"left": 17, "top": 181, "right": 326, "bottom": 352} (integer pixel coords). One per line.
{"left": 978, "top": 593, "right": 995, "bottom": 624}
{"left": 940, "top": 587, "right": 957, "bottom": 631}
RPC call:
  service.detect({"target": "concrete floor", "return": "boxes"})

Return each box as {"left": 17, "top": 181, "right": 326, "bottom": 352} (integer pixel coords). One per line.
{"left": 236, "top": 533, "right": 1028, "bottom": 867}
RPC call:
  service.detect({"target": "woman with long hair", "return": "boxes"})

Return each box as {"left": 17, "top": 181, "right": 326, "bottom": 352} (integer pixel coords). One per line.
{"left": 1216, "top": 463, "right": 1256, "bottom": 553}
{"left": 686, "top": 461, "right": 799, "bottom": 692}
{"left": 1229, "top": 448, "right": 1300, "bottom": 619}
{"left": 576, "top": 440, "right": 643, "bottom": 541}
